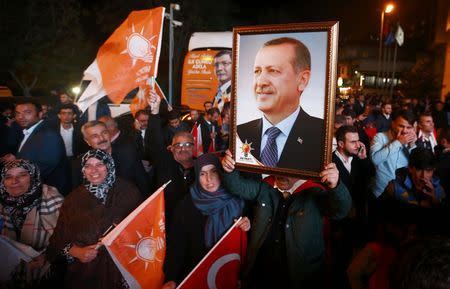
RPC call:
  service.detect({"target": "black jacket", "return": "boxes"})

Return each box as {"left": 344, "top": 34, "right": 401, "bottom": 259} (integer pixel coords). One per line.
{"left": 49, "top": 121, "right": 87, "bottom": 157}
{"left": 332, "top": 151, "right": 374, "bottom": 218}
{"left": 237, "top": 108, "right": 324, "bottom": 172}
{"left": 17, "top": 120, "right": 70, "bottom": 195}
{"left": 148, "top": 114, "right": 195, "bottom": 228}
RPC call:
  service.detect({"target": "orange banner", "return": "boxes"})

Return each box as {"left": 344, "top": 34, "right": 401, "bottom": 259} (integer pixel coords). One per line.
{"left": 97, "top": 7, "right": 165, "bottom": 104}
{"left": 181, "top": 50, "right": 221, "bottom": 110}
{"left": 103, "top": 184, "right": 167, "bottom": 289}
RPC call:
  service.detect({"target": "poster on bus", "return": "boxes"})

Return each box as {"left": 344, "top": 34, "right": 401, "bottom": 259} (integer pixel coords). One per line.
{"left": 181, "top": 49, "right": 232, "bottom": 112}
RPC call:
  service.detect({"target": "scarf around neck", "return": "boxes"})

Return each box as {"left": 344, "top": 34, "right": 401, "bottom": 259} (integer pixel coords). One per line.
{"left": 190, "top": 153, "right": 244, "bottom": 248}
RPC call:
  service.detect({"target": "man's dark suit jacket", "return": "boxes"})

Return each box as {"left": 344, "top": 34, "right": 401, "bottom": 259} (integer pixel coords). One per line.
{"left": 16, "top": 121, "right": 70, "bottom": 195}
{"left": 353, "top": 102, "right": 365, "bottom": 116}
{"left": 332, "top": 151, "right": 374, "bottom": 219}
{"left": 237, "top": 108, "right": 324, "bottom": 172}
{"left": 148, "top": 114, "right": 195, "bottom": 229}
{"left": 131, "top": 128, "right": 153, "bottom": 163}
{"left": 375, "top": 114, "right": 391, "bottom": 133}
{"left": 111, "top": 133, "right": 150, "bottom": 196}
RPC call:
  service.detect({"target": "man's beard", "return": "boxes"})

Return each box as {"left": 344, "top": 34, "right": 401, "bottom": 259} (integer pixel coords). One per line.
{"left": 22, "top": 120, "right": 39, "bottom": 129}
{"left": 346, "top": 150, "right": 358, "bottom": 157}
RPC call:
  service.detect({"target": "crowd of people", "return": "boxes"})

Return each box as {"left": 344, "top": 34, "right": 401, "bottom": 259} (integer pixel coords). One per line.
{"left": 1, "top": 84, "right": 450, "bottom": 289}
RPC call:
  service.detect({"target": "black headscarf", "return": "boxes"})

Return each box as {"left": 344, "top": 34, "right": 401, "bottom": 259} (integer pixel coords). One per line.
{"left": 81, "top": 149, "right": 116, "bottom": 204}
{"left": 0, "top": 159, "right": 42, "bottom": 237}
{"left": 190, "top": 153, "right": 244, "bottom": 248}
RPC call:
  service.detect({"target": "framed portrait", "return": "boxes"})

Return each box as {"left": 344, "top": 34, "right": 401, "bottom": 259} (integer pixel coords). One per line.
{"left": 230, "top": 21, "right": 339, "bottom": 180}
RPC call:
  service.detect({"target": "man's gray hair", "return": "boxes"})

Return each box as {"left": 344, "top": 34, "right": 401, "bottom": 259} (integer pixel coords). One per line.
{"left": 172, "top": 131, "right": 194, "bottom": 144}
{"left": 81, "top": 120, "right": 107, "bottom": 138}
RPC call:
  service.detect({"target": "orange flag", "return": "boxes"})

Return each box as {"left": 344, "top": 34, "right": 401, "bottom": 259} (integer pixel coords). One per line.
{"left": 77, "top": 7, "right": 165, "bottom": 113}
{"left": 101, "top": 181, "right": 170, "bottom": 289}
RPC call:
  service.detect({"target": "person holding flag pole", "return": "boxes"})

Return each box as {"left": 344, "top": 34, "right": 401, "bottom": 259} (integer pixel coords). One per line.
{"left": 45, "top": 149, "right": 142, "bottom": 289}
{"left": 147, "top": 90, "right": 197, "bottom": 229}
{"left": 161, "top": 153, "right": 250, "bottom": 289}
{"left": 76, "top": 7, "right": 165, "bottom": 116}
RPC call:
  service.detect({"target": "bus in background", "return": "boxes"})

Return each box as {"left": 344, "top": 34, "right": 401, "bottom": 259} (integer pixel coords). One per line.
{"left": 181, "top": 32, "right": 232, "bottom": 111}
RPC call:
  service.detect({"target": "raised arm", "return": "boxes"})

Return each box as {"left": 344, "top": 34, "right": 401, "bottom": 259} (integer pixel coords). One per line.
{"left": 221, "top": 150, "right": 266, "bottom": 201}
{"left": 370, "top": 133, "right": 403, "bottom": 166}
{"left": 147, "top": 91, "right": 169, "bottom": 164}
{"left": 318, "top": 163, "right": 352, "bottom": 220}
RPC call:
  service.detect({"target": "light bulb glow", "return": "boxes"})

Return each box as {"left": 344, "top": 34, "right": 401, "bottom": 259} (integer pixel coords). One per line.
{"left": 385, "top": 4, "right": 394, "bottom": 14}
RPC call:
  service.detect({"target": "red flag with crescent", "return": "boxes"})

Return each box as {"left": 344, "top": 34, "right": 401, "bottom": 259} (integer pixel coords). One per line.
{"left": 191, "top": 122, "right": 203, "bottom": 158}
{"left": 177, "top": 219, "right": 247, "bottom": 289}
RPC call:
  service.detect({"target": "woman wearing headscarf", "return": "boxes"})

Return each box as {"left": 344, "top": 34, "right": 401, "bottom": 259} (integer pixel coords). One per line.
{"left": 0, "top": 159, "right": 64, "bottom": 288}
{"left": 45, "top": 149, "right": 142, "bottom": 289}
{"left": 162, "top": 153, "right": 250, "bottom": 289}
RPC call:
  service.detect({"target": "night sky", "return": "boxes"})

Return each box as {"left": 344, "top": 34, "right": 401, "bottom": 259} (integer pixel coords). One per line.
{"left": 0, "top": 0, "right": 434, "bottom": 99}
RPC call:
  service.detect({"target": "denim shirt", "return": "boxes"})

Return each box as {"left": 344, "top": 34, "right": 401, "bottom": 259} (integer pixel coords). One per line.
{"left": 370, "top": 131, "right": 416, "bottom": 197}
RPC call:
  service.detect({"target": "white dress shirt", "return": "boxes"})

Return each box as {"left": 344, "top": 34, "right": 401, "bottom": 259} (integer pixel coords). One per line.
{"left": 140, "top": 129, "right": 146, "bottom": 145}
{"left": 60, "top": 124, "right": 74, "bottom": 157}
{"left": 214, "top": 81, "right": 231, "bottom": 102}
{"left": 334, "top": 150, "right": 353, "bottom": 174}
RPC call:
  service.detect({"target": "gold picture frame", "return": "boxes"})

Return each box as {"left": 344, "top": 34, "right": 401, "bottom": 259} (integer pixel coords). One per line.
{"left": 230, "top": 21, "right": 339, "bottom": 180}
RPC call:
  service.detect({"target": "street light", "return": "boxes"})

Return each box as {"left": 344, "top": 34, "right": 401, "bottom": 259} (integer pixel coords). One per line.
{"left": 376, "top": 3, "right": 394, "bottom": 90}
{"left": 385, "top": 4, "right": 394, "bottom": 13}
{"left": 71, "top": 86, "right": 81, "bottom": 95}
{"left": 165, "top": 3, "right": 182, "bottom": 105}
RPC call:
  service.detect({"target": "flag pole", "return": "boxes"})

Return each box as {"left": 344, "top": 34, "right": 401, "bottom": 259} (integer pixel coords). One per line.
{"left": 102, "top": 180, "right": 172, "bottom": 246}
{"left": 389, "top": 42, "right": 398, "bottom": 98}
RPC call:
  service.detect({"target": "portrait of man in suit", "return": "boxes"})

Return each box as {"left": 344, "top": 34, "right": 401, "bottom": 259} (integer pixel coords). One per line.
{"left": 212, "top": 50, "right": 232, "bottom": 112}
{"left": 236, "top": 36, "right": 325, "bottom": 172}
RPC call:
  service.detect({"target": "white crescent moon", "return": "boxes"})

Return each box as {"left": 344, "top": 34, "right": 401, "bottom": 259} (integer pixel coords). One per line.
{"left": 207, "top": 253, "right": 241, "bottom": 289}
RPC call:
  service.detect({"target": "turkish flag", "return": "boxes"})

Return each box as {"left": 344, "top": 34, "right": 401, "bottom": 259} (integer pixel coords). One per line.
{"left": 77, "top": 7, "right": 165, "bottom": 113}
{"left": 177, "top": 220, "right": 247, "bottom": 289}
{"left": 102, "top": 182, "right": 169, "bottom": 289}
{"left": 208, "top": 126, "right": 216, "bottom": 153}
{"left": 208, "top": 139, "right": 216, "bottom": 153}
{"left": 191, "top": 122, "right": 203, "bottom": 158}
